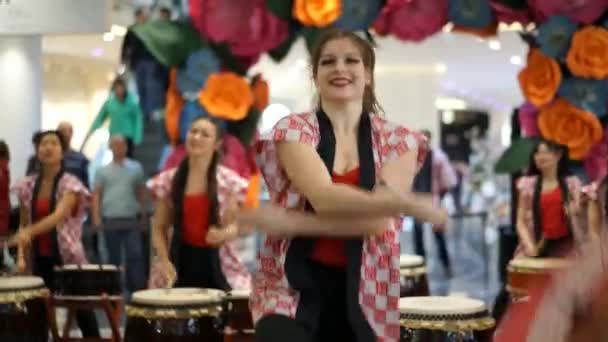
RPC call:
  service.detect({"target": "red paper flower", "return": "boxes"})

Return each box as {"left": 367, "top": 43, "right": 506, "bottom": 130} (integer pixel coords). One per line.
{"left": 189, "top": 0, "right": 289, "bottom": 57}
{"left": 528, "top": 0, "right": 608, "bottom": 25}
{"left": 374, "top": 0, "right": 448, "bottom": 42}
{"left": 489, "top": 1, "right": 533, "bottom": 25}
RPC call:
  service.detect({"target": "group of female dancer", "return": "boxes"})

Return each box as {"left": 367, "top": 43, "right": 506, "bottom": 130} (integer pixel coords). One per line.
{"left": 6, "top": 28, "right": 608, "bottom": 341}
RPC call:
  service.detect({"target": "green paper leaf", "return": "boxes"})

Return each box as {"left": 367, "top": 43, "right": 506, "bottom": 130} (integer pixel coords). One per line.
{"left": 267, "top": 0, "right": 294, "bottom": 19}
{"left": 302, "top": 27, "right": 324, "bottom": 54}
{"left": 227, "top": 109, "right": 262, "bottom": 147}
{"left": 494, "top": 137, "right": 537, "bottom": 174}
{"left": 268, "top": 31, "right": 298, "bottom": 62}
{"left": 494, "top": 0, "right": 528, "bottom": 9}
{"left": 132, "top": 20, "right": 205, "bottom": 67}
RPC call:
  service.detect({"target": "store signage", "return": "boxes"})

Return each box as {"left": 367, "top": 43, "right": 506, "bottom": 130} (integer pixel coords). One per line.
{"left": 0, "top": 0, "right": 110, "bottom": 34}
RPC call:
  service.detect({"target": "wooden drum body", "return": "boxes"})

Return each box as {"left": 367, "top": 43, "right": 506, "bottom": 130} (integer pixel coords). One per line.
{"left": 224, "top": 290, "right": 254, "bottom": 342}
{"left": 507, "top": 257, "right": 572, "bottom": 300}
{"left": 124, "top": 288, "right": 225, "bottom": 342}
{"left": 400, "top": 296, "right": 495, "bottom": 342}
{"left": 54, "top": 264, "right": 121, "bottom": 296}
{"left": 400, "top": 255, "right": 429, "bottom": 297}
{"left": 0, "top": 276, "right": 49, "bottom": 342}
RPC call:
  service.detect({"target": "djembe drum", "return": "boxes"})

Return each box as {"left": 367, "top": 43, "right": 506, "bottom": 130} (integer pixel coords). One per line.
{"left": 0, "top": 276, "right": 50, "bottom": 342}
{"left": 507, "top": 257, "right": 572, "bottom": 300}
{"left": 54, "top": 264, "right": 121, "bottom": 296}
{"left": 399, "top": 255, "right": 429, "bottom": 297}
{"left": 400, "top": 296, "right": 495, "bottom": 341}
{"left": 124, "top": 287, "right": 225, "bottom": 342}
{"left": 223, "top": 289, "right": 254, "bottom": 342}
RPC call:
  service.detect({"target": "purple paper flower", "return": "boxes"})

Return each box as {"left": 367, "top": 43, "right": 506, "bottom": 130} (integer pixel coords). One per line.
{"left": 518, "top": 102, "right": 540, "bottom": 137}
{"left": 448, "top": 0, "right": 494, "bottom": 29}
{"left": 333, "top": 0, "right": 384, "bottom": 31}
{"left": 584, "top": 127, "right": 608, "bottom": 181}
{"left": 374, "top": 0, "right": 448, "bottom": 42}
{"left": 528, "top": 0, "right": 608, "bottom": 25}
{"left": 537, "top": 16, "right": 578, "bottom": 59}
{"left": 176, "top": 48, "right": 220, "bottom": 95}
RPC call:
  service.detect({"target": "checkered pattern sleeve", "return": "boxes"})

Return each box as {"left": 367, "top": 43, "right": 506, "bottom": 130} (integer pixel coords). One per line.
{"left": 581, "top": 181, "right": 600, "bottom": 201}
{"left": 376, "top": 118, "right": 429, "bottom": 170}
{"left": 146, "top": 169, "right": 176, "bottom": 201}
{"left": 10, "top": 176, "right": 36, "bottom": 205}
{"left": 58, "top": 174, "right": 91, "bottom": 212}
{"left": 269, "top": 113, "right": 317, "bottom": 146}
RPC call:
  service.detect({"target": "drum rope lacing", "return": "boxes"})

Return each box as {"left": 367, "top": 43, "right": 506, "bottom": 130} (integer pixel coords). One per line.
{"left": 400, "top": 310, "right": 495, "bottom": 332}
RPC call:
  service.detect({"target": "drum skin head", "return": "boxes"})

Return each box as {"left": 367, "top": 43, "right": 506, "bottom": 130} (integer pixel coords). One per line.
{"left": 399, "top": 296, "right": 486, "bottom": 315}
{"left": 509, "top": 257, "right": 572, "bottom": 270}
{"left": 131, "top": 288, "right": 226, "bottom": 306}
{"left": 0, "top": 276, "right": 45, "bottom": 290}
{"left": 228, "top": 289, "right": 251, "bottom": 299}
{"left": 400, "top": 254, "right": 424, "bottom": 268}
{"left": 60, "top": 264, "right": 118, "bottom": 271}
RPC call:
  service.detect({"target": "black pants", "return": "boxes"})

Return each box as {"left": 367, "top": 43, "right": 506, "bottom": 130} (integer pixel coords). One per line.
{"left": 126, "top": 138, "right": 135, "bottom": 159}
{"left": 175, "top": 244, "right": 229, "bottom": 290}
{"left": 35, "top": 257, "right": 100, "bottom": 338}
{"left": 413, "top": 219, "right": 451, "bottom": 270}
{"left": 492, "top": 226, "right": 519, "bottom": 323}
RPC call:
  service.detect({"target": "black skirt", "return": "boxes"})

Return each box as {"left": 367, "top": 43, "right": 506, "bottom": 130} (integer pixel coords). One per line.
{"left": 175, "top": 243, "right": 230, "bottom": 290}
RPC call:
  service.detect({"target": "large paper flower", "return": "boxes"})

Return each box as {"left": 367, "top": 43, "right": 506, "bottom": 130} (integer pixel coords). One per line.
{"left": 448, "top": 0, "right": 494, "bottom": 28}
{"left": 176, "top": 48, "right": 220, "bottom": 95}
{"left": 557, "top": 77, "right": 608, "bottom": 118}
{"left": 584, "top": 127, "right": 608, "bottom": 181}
{"left": 538, "top": 98, "right": 603, "bottom": 160}
{"left": 332, "top": 0, "right": 383, "bottom": 31}
{"left": 518, "top": 49, "right": 562, "bottom": 108}
{"left": 536, "top": 16, "right": 578, "bottom": 59}
{"left": 189, "top": 0, "right": 289, "bottom": 57}
{"left": 489, "top": 1, "right": 533, "bottom": 25}
{"left": 293, "top": 0, "right": 342, "bottom": 27}
{"left": 567, "top": 26, "right": 608, "bottom": 80}
{"left": 528, "top": 0, "right": 608, "bottom": 25}
{"left": 373, "top": 0, "right": 448, "bottom": 42}
{"left": 199, "top": 72, "right": 254, "bottom": 121}
{"left": 518, "top": 102, "right": 540, "bottom": 137}
{"left": 252, "top": 76, "right": 269, "bottom": 111}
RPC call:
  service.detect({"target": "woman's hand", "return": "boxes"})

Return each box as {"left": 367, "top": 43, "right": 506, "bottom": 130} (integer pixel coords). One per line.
{"left": 154, "top": 259, "right": 177, "bottom": 288}
{"left": 9, "top": 228, "right": 32, "bottom": 249}
{"left": 206, "top": 223, "right": 239, "bottom": 246}
{"left": 524, "top": 243, "right": 539, "bottom": 257}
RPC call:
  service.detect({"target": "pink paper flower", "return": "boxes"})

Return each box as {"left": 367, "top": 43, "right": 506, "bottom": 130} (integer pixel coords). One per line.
{"left": 373, "top": 0, "right": 448, "bottom": 42}
{"left": 518, "top": 102, "right": 540, "bottom": 137}
{"left": 584, "top": 126, "right": 608, "bottom": 182}
{"left": 528, "top": 0, "right": 608, "bottom": 25}
{"left": 489, "top": 1, "right": 533, "bottom": 25}
{"left": 189, "top": 0, "right": 289, "bottom": 57}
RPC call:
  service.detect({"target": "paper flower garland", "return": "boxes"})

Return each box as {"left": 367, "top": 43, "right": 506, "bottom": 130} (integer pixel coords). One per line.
{"left": 518, "top": 49, "right": 562, "bottom": 108}
{"left": 293, "top": 0, "right": 342, "bottom": 27}
{"left": 199, "top": 72, "right": 254, "bottom": 121}
{"left": 374, "top": 0, "right": 448, "bottom": 42}
{"left": 566, "top": 26, "right": 608, "bottom": 79}
{"left": 536, "top": 16, "right": 578, "bottom": 59}
{"left": 176, "top": 48, "right": 220, "bottom": 95}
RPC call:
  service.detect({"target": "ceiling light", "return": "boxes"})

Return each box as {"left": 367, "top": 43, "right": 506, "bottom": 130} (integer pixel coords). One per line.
{"left": 435, "top": 63, "right": 447, "bottom": 73}
{"left": 488, "top": 40, "right": 501, "bottom": 50}
{"left": 510, "top": 55, "right": 522, "bottom": 65}
{"left": 442, "top": 23, "right": 454, "bottom": 33}
{"left": 103, "top": 32, "right": 114, "bottom": 42}
{"left": 435, "top": 97, "right": 467, "bottom": 110}
{"left": 111, "top": 25, "right": 127, "bottom": 37}
{"left": 442, "top": 110, "right": 455, "bottom": 124}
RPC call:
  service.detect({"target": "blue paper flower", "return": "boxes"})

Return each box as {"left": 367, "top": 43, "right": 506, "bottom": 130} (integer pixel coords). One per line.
{"left": 558, "top": 77, "right": 608, "bottom": 118}
{"left": 332, "top": 0, "right": 384, "bottom": 31}
{"left": 537, "top": 15, "right": 578, "bottom": 59}
{"left": 179, "top": 101, "right": 209, "bottom": 142}
{"left": 176, "top": 48, "right": 220, "bottom": 95}
{"left": 448, "top": 0, "right": 493, "bottom": 28}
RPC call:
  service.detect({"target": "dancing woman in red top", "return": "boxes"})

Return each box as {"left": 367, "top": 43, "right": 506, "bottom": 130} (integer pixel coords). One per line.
{"left": 147, "top": 116, "right": 251, "bottom": 290}
{"left": 516, "top": 140, "right": 581, "bottom": 258}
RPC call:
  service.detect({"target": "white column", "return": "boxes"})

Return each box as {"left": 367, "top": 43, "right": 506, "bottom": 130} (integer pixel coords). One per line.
{"left": 0, "top": 36, "right": 42, "bottom": 179}
{"left": 375, "top": 67, "right": 441, "bottom": 148}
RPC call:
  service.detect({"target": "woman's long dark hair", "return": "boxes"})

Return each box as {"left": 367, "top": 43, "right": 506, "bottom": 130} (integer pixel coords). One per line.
{"left": 30, "top": 130, "right": 67, "bottom": 262}
{"left": 527, "top": 139, "right": 571, "bottom": 241}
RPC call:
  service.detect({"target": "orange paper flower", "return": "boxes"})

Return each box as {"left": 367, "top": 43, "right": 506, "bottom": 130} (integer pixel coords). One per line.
{"left": 165, "top": 69, "right": 184, "bottom": 145}
{"left": 252, "top": 77, "right": 269, "bottom": 111}
{"left": 199, "top": 72, "right": 254, "bottom": 121}
{"left": 538, "top": 98, "right": 603, "bottom": 160}
{"left": 293, "top": 0, "right": 342, "bottom": 27}
{"left": 518, "top": 49, "right": 562, "bottom": 108}
{"left": 566, "top": 26, "right": 608, "bottom": 80}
